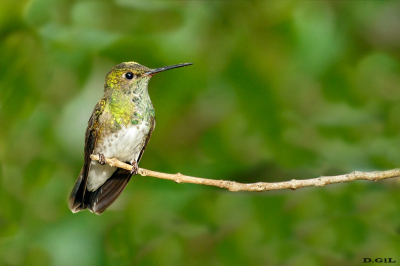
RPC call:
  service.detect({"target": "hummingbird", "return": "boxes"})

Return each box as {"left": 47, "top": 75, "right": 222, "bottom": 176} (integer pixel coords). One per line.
{"left": 68, "top": 61, "right": 193, "bottom": 215}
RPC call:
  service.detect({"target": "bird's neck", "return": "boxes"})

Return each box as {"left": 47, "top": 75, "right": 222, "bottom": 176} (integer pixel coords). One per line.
{"left": 107, "top": 88, "right": 154, "bottom": 127}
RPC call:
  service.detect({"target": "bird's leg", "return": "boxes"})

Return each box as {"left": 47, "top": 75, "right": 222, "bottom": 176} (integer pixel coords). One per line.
{"left": 130, "top": 159, "right": 138, "bottom": 175}
{"left": 98, "top": 153, "right": 106, "bottom": 165}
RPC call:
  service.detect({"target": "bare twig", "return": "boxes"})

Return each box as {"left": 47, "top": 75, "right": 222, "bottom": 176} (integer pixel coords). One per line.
{"left": 90, "top": 155, "right": 400, "bottom": 192}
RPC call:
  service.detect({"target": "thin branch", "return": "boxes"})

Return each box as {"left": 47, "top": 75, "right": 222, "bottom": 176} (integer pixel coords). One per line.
{"left": 90, "top": 155, "right": 400, "bottom": 192}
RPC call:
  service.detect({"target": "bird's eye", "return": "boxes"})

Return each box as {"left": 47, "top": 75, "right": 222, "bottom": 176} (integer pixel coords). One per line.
{"left": 125, "top": 72, "right": 134, "bottom": 79}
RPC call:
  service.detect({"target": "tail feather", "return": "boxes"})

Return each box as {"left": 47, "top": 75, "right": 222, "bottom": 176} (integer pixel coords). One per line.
{"left": 68, "top": 168, "right": 86, "bottom": 213}
{"left": 69, "top": 168, "right": 132, "bottom": 215}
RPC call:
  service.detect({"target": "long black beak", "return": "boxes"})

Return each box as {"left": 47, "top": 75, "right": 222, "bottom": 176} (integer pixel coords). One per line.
{"left": 144, "top": 63, "right": 193, "bottom": 76}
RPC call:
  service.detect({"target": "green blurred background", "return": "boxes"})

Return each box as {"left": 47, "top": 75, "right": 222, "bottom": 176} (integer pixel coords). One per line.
{"left": 1, "top": 0, "right": 400, "bottom": 265}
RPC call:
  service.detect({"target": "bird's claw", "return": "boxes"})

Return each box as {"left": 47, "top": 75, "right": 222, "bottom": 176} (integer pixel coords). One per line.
{"left": 98, "top": 153, "right": 106, "bottom": 165}
{"left": 130, "top": 160, "right": 138, "bottom": 175}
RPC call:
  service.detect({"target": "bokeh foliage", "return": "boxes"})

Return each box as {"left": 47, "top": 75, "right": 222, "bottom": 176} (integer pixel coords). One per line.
{"left": 1, "top": 1, "right": 400, "bottom": 265}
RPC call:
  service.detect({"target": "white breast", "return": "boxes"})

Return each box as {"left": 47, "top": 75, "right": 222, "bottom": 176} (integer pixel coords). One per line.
{"left": 86, "top": 122, "right": 150, "bottom": 191}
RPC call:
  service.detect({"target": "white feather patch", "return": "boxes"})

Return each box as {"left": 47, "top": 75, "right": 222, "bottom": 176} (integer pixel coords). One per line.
{"left": 87, "top": 122, "right": 150, "bottom": 191}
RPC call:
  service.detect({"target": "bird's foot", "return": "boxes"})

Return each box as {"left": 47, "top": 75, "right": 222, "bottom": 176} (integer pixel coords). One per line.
{"left": 98, "top": 153, "right": 106, "bottom": 165}
{"left": 130, "top": 160, "right": 138, "bottom": 175}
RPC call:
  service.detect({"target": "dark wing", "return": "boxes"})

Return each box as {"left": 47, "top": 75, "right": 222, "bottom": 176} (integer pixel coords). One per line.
{"left": 86, "top": 168, "right": 132, "bottom": 214}
{"left": 137, "top": 116, "right": 155, "bottom": 164}
{"left": 68, "top": 98, "right": 106, "bottom": 213}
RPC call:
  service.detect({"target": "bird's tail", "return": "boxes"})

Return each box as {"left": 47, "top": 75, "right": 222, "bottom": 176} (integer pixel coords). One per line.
{"left": 68, "top": 168, "right": 132, "bottom": 215}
